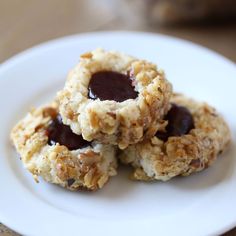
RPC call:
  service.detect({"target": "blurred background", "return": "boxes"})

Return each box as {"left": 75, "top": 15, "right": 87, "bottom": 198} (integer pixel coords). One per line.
{"left": 0, "top": 0, "right": 236, "bottom": 64}
{"left": 0, "top": 0, "right": 236, "bottom": 235}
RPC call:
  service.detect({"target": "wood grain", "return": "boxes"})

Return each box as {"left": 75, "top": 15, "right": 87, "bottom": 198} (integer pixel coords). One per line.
{"left": 0, "top": 0, "right": 235, "bottom": 235}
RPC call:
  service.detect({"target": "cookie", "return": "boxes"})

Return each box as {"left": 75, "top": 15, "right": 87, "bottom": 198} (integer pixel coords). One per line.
{"left": 57, "top": 48, "right": 172, "bottom": 149}
{"left": 119, "top": 93, "right": 231, "bottom": 181}
{"left": 11, "top": 102, "right": 117, "bottom": 191}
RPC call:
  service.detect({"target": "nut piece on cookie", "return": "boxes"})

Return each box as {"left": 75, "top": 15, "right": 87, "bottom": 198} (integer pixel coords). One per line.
{"left": 119, "top": 94, "right": 231, "bottom": 181}
{"left": 57, "top": 48, "right": 172, "bottom": 149}
{"left": 11, "top": 102, "right": 117, "bottom": 191}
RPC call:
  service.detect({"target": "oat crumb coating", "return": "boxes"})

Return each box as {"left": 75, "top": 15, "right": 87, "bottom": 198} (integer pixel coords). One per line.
{"left": 11, "top": 102, "right": 117, "bottom": 190}
{"left": 57, "top": 49, "right": 172, "bottom": 149}
{"left": 120, "top": 94, "right": 231, "bottom": 181}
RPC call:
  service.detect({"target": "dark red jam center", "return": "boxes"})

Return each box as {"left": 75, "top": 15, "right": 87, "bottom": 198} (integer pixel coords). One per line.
{"left": 88, "top": 71, "right": 138, "bottom": 102}
{"left": 156, "top": 104, "right": 194, "bottom": 141}
{"left": 47, "top": 115, "right": 91, "bottom": 150}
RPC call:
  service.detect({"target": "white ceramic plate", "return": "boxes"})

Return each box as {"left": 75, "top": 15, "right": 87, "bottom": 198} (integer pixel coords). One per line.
{"left": 0, "top": 31, "right": 235, "bottom": 236}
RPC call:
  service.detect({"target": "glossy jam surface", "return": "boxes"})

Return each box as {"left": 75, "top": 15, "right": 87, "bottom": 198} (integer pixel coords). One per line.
{"left": 47, "top": 115, "right": 91, "bottom": 150}
{"left": 88, "top": 71, "right": 138, "bottom": 102}
{"left": 156, "top": 104, "right": 194, "bottom": 141}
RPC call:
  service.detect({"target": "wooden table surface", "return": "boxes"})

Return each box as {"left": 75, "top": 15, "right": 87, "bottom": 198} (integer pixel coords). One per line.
{"left": 0, "top": 0, "right": 235, "bottom": 235}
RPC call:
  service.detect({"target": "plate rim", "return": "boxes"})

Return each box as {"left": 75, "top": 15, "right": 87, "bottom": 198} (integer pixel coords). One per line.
{"left": 1, "top": 30, "right": 235, "bottom": 69}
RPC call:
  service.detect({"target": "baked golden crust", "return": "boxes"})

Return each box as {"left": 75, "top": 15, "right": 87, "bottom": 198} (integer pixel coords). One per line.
{"left": 57, "top": 49, "right": 172, "bottom": 149}
{"left": 11, "top": 102, "right": 117, "bottom": 191}
{"left": 119, "top": 94, "right": 231, "bottom": 181}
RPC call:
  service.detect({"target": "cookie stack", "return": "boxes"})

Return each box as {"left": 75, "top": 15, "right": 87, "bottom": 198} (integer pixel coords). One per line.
{"left": 11, "top": 49, "right": 231, "bottom": 191}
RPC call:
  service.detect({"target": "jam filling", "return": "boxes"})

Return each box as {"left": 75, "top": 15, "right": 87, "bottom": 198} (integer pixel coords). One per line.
{"left": 47, "top": 115, "right": 91, "bottom": 150}
{"left": 88, "top": 71, "right": 138, "bottom": 102}
{"left": 156, "top": 104, "right": 194, "bottom": 141}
